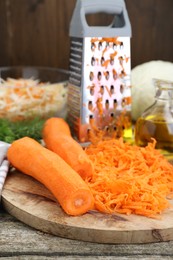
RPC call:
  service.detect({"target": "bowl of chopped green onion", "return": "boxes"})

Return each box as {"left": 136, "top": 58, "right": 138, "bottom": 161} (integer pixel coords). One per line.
{"left": 0, "top": 66, "right": 69, "bottom": 143}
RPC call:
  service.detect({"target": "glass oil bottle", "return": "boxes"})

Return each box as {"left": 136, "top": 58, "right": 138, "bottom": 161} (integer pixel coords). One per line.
{"left": 135, "top": 79, "right": 173, "bottom": 152}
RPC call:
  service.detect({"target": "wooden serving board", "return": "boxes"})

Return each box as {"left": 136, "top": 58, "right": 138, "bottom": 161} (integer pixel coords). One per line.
{"left": 2, "top": 170, "right": 173, "bottom": 244}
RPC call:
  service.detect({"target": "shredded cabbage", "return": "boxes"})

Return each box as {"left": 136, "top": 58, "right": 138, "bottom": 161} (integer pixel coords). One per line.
{"left": 0, "top": 77, "right": 68, "bottom": 121}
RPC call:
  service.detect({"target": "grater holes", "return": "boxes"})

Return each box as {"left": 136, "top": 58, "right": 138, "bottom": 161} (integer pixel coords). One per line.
{"left": 110, "top": 112, "right": 115, "bottom": 122}
{"left": 97, "top": 71, "right": 102, "bottom": 81}
{"left": 120, "top": 42, "right": 124, "bottom": 49}
{"left": 105, "top": 126, "right": 109, "bottom": 132}
{"left": 106, "top": 42, "right": 109, "bottom": 48}
{"left": 87, "top": 128, "right": 91, "bottom": 134}
{"left": 89, "top": 84, "right": 95, "bottom": 95}
{"left": 113, "top": 43, "right": 117, "bottom": 50}
{"left": 120, "top": 84, "right": 124, "bottom": 94}
{"left": 121, "top": 98, "right": 126, "bottom": 107}
{"left": 113, "top": 125, "right": 117, "bottom": 131}
{"left": 104, "top": 71, "right": 110, "bottom": 80}
{"left": 89, "top": 72, "right": 94, "bottom": 81}
{"left": 98, "top": 41, "right": 103, "bottom": 50}
{"left": 110, "top": 85, "right": 115, "bottom": 94}
{"left": 88, "top": 101, "right": 93, "bottom": 111}
{"left": 105, "top": 99, "right": 109, "bottom": 109}
{"left": 99, "top": 85, "right": 104, "bottom": 95}
{"left": 101, "top": 56, "right": 105, "bottom": 66}
{"left": 89, "top": 114, "right": 94, "bottom": 119}
{"left": 120, "top": 69, "right": 127, "bottom": 78}
{"left": 110, "top": 57, "right": 114, "bottom": 65}
{"left": 91, "top": 57, "right": 95, "bottom": 66}
{"left": 87, "top": 128, "right": 92, "bottom": 140}
{"left": 91, "top": 42, "right": 96, "bottom": 51}
{"left": 113, "top": 69, "right": 118, "bottom": 80}
{"left": 113, "top": 99, "right": 118, "bottom": 109}
{"left": 89, "top": 114, "right": 95, "bottom": 127}
{"left": 119, "top": 56, "right": 124, "bottom": 66}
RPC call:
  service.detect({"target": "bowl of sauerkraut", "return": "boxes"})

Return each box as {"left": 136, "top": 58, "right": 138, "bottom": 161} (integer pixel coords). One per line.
{"left": 0, "top": 66, "right": 69, "bottom": 143}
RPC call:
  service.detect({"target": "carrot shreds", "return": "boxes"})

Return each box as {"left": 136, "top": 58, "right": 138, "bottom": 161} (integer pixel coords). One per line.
{"left": 85, "top": 138, "right": 173, "bottom": 218}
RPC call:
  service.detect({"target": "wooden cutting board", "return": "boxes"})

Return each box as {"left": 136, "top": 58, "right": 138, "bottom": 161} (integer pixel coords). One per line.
{"left": 2, "top": 170, "right": 173, "bottom": 244}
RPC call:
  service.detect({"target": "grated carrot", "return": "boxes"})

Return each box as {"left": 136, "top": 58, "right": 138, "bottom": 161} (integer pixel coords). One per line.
{"left": 85, "top": 138, "right": 173, "bottom": 218}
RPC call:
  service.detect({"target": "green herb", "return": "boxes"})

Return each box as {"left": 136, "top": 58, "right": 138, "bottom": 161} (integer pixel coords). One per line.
{"left": 0, "top": 117, "right": 46, "bottom": 143}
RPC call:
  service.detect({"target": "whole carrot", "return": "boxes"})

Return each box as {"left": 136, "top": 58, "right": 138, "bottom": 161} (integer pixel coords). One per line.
{"left": 43, "top": 117, "right": 71, "bottom": 136}
{"left": 7, "top": 137, "right": 94, "bottom": 216}
{"left": 42, "top": 117, "right": 94, "bottom": 180}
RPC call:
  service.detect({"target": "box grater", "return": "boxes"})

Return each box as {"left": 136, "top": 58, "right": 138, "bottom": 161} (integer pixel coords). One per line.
{"left": 67, "top": 0, "right": 132, "bottom": 143}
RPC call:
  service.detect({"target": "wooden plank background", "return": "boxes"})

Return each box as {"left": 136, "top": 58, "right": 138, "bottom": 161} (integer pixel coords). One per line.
{"left": 0, "top": 0, "right": 173, "bottom": 70}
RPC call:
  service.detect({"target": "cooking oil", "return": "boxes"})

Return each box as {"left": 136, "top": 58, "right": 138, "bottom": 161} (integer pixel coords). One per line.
{"left": 135, "top": 116, "right": 173, "bottom": 151}
{"left": 135, "top": 79, "right": 173, "bottom": 152}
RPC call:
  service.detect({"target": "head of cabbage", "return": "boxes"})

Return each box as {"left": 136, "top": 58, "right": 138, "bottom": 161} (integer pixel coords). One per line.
{"left": 131, "top": 60, "right": 173, "bottom": 121}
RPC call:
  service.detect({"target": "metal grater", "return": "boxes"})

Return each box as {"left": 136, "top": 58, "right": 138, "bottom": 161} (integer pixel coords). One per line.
{"left": 67, "top": 0, "right": 132, "bottom": 143}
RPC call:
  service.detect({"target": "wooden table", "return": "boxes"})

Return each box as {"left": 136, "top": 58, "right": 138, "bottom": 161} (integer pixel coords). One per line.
{"left": 0, "top": 205, "right": 173, "bottom": 259}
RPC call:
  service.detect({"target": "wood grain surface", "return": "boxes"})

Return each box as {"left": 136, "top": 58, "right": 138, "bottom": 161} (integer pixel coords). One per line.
{"left": 0, "top": 0, "right": 173, "bottom": 69}
{"left": 1, "top": 208, "right": 173, "bottom": 259}
{"left": 2, "top": 170, "right": 173, "bottom": 244}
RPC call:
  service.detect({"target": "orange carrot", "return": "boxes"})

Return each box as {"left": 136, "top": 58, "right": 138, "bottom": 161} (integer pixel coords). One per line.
{"left": 42, "top": 117, "right": 94, "bottom": 180}
{"left": 7, "top": 137, "right": 94, "bottom": 216}
{"left": 43, "top": 117, "right": 71, "bottom": 137}
{"left": 85, "top": 138, "right": 173, "bottom": 218}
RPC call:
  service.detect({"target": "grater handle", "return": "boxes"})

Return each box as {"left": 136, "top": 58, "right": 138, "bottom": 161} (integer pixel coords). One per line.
{"left": 80, "top": 0, "right": 123, "bottom": 15}
{"left": 70, "top": 0, "right": 131, "bottom": 37}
